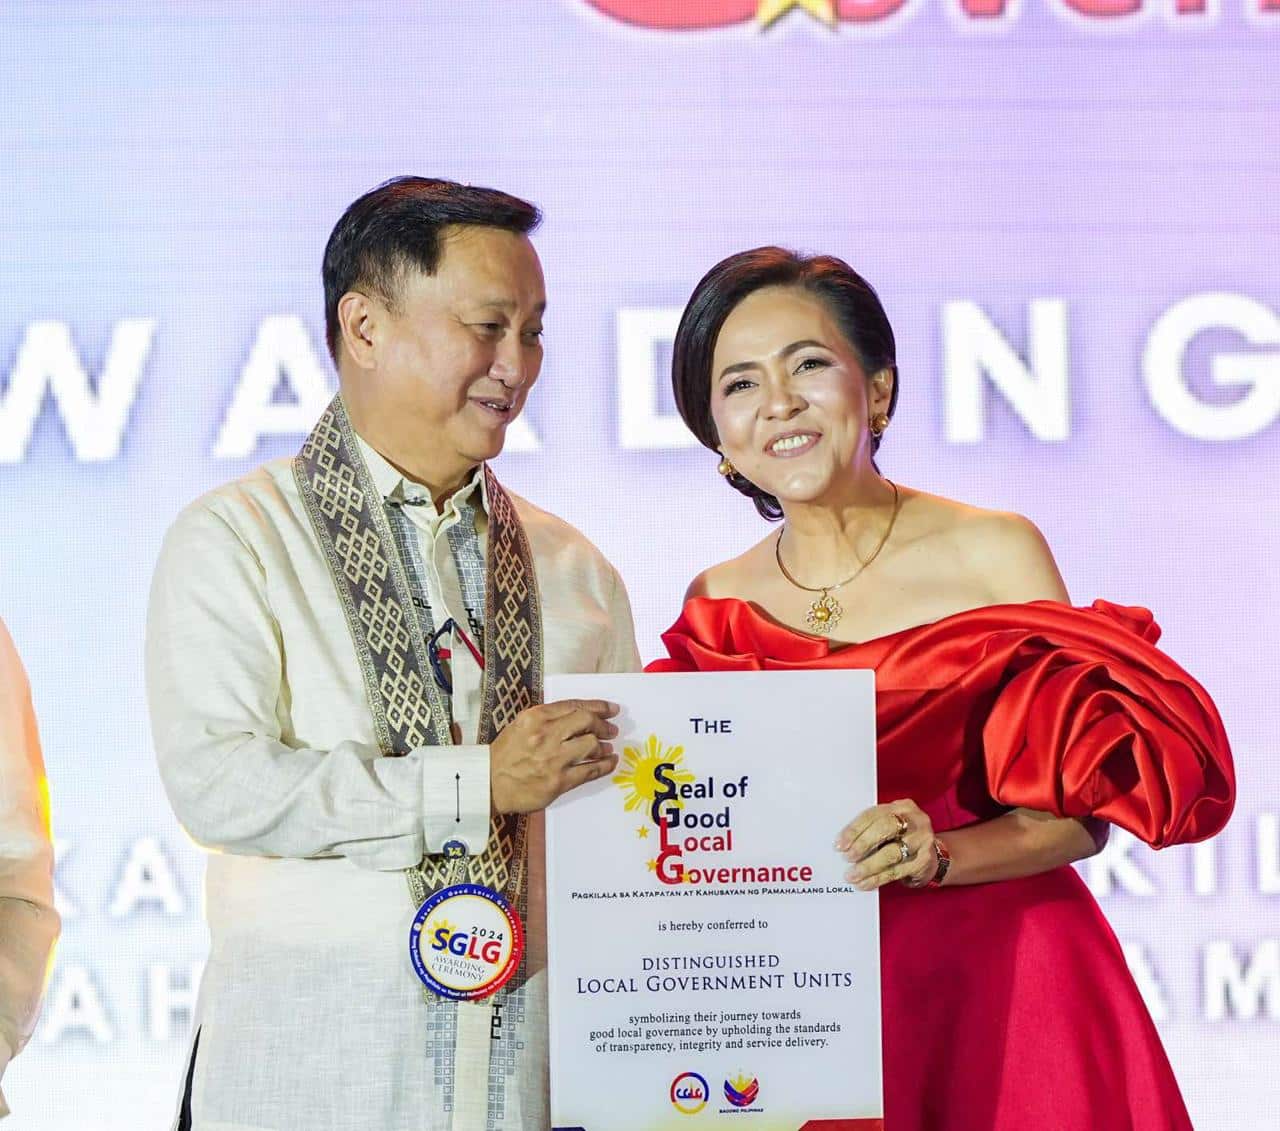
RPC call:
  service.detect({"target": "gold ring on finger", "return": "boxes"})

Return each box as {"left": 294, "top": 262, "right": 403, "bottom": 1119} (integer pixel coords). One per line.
{"left": 893, "top": 812, "right": 909, "bottom": 838}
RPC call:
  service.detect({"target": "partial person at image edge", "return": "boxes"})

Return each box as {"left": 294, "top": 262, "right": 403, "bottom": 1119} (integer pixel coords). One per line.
{"left": 0, "top": 617, "right": 60, "bottom": 1120}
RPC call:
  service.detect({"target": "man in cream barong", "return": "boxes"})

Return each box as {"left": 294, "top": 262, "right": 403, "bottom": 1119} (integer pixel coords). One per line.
{"left": 146, "top": 177, "right": 639, "bottom": 1131}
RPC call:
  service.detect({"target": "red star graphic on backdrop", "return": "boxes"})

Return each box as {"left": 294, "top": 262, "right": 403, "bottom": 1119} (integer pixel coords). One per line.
{"left": 584, "top": 0, "right": 922, "bottom": 28}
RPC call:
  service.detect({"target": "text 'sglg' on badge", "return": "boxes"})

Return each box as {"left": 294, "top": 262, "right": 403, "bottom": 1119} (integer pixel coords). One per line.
{"left": 409, "top": 883, "right": 524, "bottom": 1001}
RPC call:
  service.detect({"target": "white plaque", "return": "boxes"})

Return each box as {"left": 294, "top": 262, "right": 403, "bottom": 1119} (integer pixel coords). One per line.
{"left": 545, "top": 670, "right": 883, "bottom": 1131}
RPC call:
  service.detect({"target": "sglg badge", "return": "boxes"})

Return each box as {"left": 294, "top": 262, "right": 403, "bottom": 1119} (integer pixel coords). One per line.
{"left": 409, "top": 883, "right": 524, "bottom": 1001}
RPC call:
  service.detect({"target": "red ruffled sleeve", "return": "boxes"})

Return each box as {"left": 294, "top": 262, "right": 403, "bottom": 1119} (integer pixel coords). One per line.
{"left": 974, "top": 600, "right": 1233, "bottom": 847}
{"left": 648, "top": 597, "right": 1235, "bottom": 848}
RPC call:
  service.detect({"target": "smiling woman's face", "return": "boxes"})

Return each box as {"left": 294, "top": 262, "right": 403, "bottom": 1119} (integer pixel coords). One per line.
{"left": 709, "top": 285, "right": 887, "bottom": 507}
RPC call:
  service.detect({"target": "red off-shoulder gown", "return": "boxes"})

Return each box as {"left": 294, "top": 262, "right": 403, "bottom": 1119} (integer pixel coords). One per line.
{"left": 647, "top": 598, "right": 1235, "bottom": 1131}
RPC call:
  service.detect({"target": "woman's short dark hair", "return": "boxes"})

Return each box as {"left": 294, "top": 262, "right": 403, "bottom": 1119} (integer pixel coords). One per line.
{"left": 671, "top": 246, "right": 899, "bottom": 521}
{"left": 322, "top": 176, "right": 542, "bottom": 362}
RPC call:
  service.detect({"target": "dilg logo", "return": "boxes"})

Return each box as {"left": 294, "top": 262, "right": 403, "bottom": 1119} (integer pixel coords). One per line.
{"left": 724, "top": 1073, "right": 760, "bottom": 1108}
{"left": 670, "top": 1071, "right": 710, "bottom": 1114}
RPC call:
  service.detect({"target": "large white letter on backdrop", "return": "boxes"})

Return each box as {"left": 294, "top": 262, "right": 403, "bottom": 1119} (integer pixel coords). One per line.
{"left": 503, "top": 413, "right": 540, "bottom": 452}
{"left": 1258, "top": 814, "right": 1280, "bottom": 896}
{"left": 1203, "top": 940, "right": 1280, "bottom": 1022}
{"left": 0, "top": 319, "right": 154, "bottom": 462}
{"left": 617, "top": 308, "right": 697, "bottom": 450}
{"left": 52, "top": 839, "right": 77, "bottom": 918}
{"left": 39, "top": 967, "right": 113, "bottom": 1043}
{"left": 214, "top": 316, "right": 333, "bottom": 458}
{"left": 943, "top": 299, "right": 1070, "bottom": 443}
{"left": 148, "top": 963, "right": 203, "bottom": 1041}
{"left": 108, "top": 837, "right": 185, "bottom": 918}
{"left": 1143, "top": 293, "right": 1280, "bottom": 441}
{"left": 1083, "top": 829, "right": 1156, "bottom": 897}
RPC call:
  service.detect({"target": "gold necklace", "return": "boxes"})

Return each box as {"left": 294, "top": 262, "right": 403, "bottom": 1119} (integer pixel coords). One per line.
{"left": 774, "top": 480, "right": 901, "bottom": 636}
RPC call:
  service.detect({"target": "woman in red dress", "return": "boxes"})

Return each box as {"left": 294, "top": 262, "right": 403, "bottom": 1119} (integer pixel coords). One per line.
{"left": 648, "top": 247, "right": 1235, "bottom": 1131}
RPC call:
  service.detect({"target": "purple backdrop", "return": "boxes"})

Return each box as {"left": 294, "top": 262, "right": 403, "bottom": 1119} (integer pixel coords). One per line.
{"left": 0, "top": 2, "right": 1275, "bottom": 1126}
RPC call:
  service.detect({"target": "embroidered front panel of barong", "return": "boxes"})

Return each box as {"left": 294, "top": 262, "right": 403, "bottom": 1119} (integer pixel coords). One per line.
{"left": 294, "top": 395, "right": 543, "bottom": 1128}
{"left": 385, "top": 496, "right": 538, "bottom": 1127}
{"left": 446, "top": 499, "right": 488, "bottom": 650}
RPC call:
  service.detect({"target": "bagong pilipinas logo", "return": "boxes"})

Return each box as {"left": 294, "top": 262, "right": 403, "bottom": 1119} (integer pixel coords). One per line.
{"left": 585, "top": 0, "right": 1280, "bottom": 30}
{"left": 724, "top": 1073, "right": 761, "bottom": 1108}
{"left": 670, "top": 1071, "right": 710, "bottom": 1114}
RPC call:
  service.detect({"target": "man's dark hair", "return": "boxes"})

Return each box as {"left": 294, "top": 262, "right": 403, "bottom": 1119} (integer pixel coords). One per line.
{"left": 322, "top": 176, "right": 542, "bottom": 362}
{"left": 671, "top": 246, "right": 899, "bottom": 521}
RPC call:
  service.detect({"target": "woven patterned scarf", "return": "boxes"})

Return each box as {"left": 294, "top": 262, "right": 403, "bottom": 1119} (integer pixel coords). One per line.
{"left": 293, "top": 394, "right": 542, "bottom": 911}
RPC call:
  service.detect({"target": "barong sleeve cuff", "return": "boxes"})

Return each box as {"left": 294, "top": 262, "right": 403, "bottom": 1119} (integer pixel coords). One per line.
{"left": 420, "top": 743, "right": 491, "bottom": 857}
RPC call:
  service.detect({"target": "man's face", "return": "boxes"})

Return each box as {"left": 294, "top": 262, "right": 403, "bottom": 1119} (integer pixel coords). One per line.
{"left": 347, "top": 224, "right": 547, "bottom": 485}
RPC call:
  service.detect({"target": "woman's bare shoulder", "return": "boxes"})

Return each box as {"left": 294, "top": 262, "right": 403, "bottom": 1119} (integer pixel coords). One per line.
{"left": 682, "top": 532, "right": 778, "bottom": 602}
{"left": 897, "top": 489, "right": 1069, "bottom": 603}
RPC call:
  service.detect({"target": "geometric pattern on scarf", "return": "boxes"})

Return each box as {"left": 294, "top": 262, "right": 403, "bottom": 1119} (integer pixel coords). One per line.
{"left": 293, "top": 395, "right": 541, "bottom": 911}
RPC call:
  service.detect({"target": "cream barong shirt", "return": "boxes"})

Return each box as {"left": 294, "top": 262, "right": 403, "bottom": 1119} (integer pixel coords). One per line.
{"left": 146, "top": 441, "right": 640, "bottom": 1131}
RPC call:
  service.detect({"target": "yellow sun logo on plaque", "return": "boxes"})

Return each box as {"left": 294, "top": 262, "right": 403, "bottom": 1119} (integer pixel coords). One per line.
{"left": 425, "top": 917, "right": 456, "bottom": 939}
{"left": 613, "top": 734, "right": 694, "bottom": 812}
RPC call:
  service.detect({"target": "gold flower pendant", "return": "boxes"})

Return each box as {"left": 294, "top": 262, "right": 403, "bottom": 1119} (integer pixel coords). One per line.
{"left": 806, "top": 592, "right": 843, "bottom": 635}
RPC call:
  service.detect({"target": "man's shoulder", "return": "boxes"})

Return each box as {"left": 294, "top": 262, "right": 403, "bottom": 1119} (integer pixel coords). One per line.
{"left": 501, "top": 484, "right": 620, "bottom": 584}
{"left": 164, "top": 458, "right": 300, "bottom": 549}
